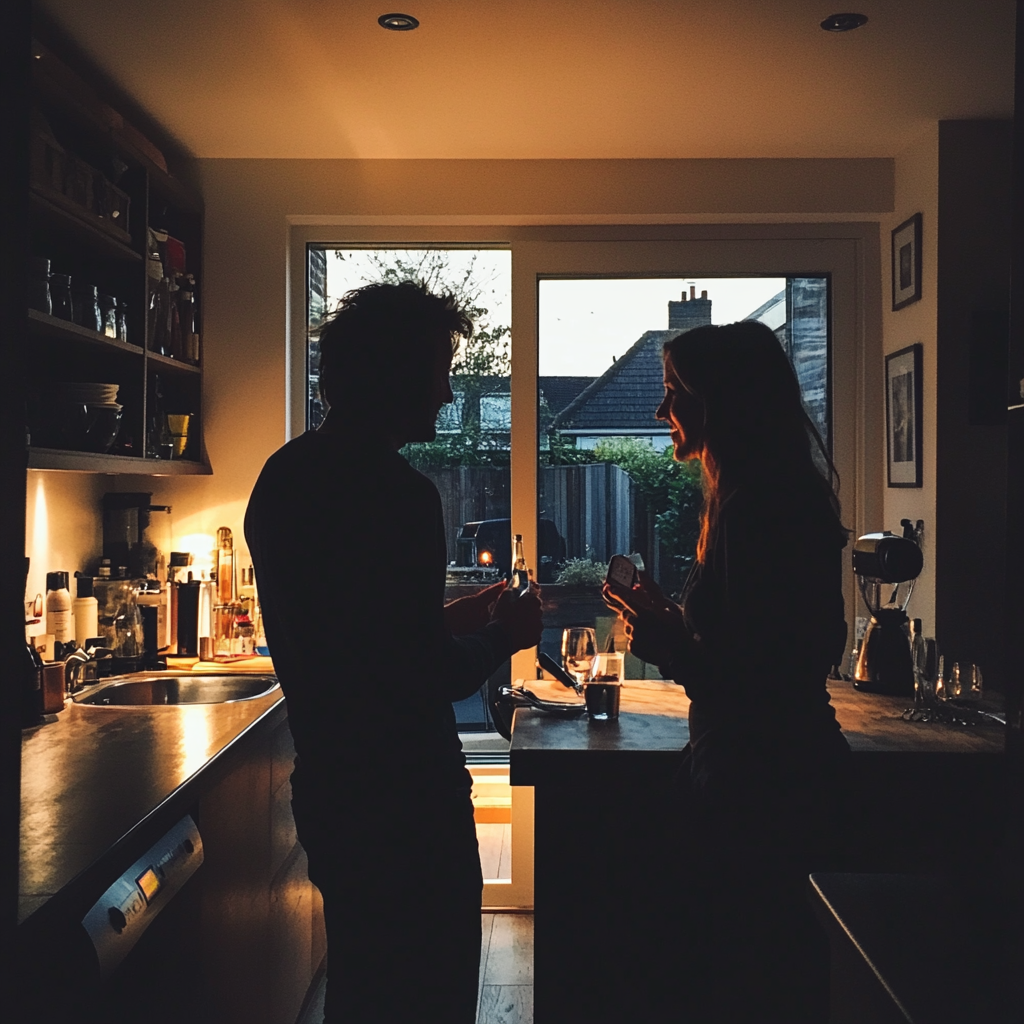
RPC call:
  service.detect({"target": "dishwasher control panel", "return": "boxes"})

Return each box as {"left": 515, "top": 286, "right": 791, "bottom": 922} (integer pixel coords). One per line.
{"left": 82, "top": 815, "right": 204, "bottom": 978}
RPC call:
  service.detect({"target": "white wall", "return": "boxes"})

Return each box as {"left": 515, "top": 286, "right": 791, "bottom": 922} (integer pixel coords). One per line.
{"left": 880, "top": 126, "right": 940, "bottom": 634}
{"left": 26, "top": 157, "right": 895, "bottom": 599}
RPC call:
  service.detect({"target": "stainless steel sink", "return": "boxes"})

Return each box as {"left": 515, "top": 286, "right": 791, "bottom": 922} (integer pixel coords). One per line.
{"left": 74, "top": 674, "right": 280, "bottom": 706}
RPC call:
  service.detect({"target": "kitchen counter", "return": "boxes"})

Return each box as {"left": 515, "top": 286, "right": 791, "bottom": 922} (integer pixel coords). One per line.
{"left": 511, "top": 678, "right": 1007, "bottom": 1023}
{"left": 511, "top": 677, "right": 1003, "bottom": 777}
{"left": 19, "top": 662, "right": 284, "bottom": 926}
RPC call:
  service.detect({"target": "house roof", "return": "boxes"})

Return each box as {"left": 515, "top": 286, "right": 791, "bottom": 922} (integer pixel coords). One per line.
{"left": 551, "top": 330, "right": 681, "bottom": 433}
{"left": 539, "top": 376, "right": 596, "bottom": 417}
{"left": 742, "top": 289, "right": 786, "bottom": 329}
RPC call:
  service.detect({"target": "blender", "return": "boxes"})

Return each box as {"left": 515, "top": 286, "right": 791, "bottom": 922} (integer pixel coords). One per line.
{"left": 852, "top": 525, "right": 924, "bottom": 696}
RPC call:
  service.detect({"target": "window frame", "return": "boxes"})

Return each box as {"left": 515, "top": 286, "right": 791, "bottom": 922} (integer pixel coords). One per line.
{"left": 288, "top": 223, "right": 883, "bottom": 908}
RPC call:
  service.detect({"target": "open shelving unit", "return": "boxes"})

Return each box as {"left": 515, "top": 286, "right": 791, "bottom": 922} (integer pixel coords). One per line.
{"left": 28, "top": 35, "right": 209, "bottom": 476}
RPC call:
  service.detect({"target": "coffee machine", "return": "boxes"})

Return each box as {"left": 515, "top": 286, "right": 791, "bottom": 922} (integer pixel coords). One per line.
{"left": 102, "top": 492, "right": 171, "bottom": 579}
{"left": 852, "top": 522, "right": 924, "bottom": 695}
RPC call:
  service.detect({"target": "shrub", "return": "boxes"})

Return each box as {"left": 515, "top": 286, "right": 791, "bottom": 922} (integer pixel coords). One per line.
{"left": 554, "top": 557, "right": 607, "bottom": 587}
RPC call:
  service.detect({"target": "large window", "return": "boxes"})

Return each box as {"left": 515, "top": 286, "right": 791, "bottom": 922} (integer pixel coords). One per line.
{"left": 296, "top": 226, "right": 866, "bottom": 911}
{"left": 307, "top": 246, "right": 513, "bottom": 743}
{"left": 306, "top": 253, "right": 831, "bottom": 686}
{"left": 536, "top": 276, "right": 830, "bottom": 679}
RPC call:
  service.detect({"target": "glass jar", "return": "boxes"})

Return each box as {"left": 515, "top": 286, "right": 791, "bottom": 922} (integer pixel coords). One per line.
{"left": 99, "top": 294, "right": 118, "bottom": 339}
{"left": 29, "top": 257, "right": 51, "bottom": 315}
{"left": 50, "top": 274, "right": 73, "bottom": 321}
{"left": 73, "top": 284, "right": 101, "bottom": 332}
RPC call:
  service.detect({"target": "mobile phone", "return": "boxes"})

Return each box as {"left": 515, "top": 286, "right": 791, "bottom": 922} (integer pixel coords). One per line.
{"left": 606, "top": 554, "right": 639, "bottom": 590}
{"left": 537, "top": 651, "right": 582, "bottom": 691}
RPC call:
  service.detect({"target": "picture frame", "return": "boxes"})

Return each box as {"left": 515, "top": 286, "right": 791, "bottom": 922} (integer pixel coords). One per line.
{"left": 891, "top": 213, "right": 922, "bottom": 311}
{"left": 885, "top": 343, "right": 923, "bottom": 487}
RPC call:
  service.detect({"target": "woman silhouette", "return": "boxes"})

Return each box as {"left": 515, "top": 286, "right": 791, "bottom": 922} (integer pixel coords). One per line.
{"left": 604, "top": 320, "right": 851, "bottom": 1023}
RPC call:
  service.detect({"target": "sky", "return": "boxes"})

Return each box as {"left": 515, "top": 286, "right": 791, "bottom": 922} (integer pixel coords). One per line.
{"left": 323, "top": 249, "right": 784, "bottom": 377}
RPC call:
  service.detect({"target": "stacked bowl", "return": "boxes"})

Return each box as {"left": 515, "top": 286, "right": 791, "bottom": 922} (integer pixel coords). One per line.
{"left": 36, "top": 382, "right": 123, "bottom": 453}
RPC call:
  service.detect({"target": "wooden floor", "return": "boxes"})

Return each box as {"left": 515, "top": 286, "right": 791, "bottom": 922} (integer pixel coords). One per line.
{"left": 478, "top": 914, "right": 534, "bottom": 1024}
{"left": 476, "top": 822, "right": 513, "bottom": 880}
{"left": 297, "top": 913, "right": 534, "bottom": 1024}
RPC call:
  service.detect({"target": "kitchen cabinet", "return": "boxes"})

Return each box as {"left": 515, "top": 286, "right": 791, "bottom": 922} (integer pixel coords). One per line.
{"left": 16, "top": 678, "right": 324, "bottom": 1022}
{"left": 27, "top": 36, "right": 209, "bottom": 476}
{"left": 510, "top": 679, "right": 1006, "bottom": 1024}
{"left": 198, "top": 715, "right": 324, "bottom": 1023}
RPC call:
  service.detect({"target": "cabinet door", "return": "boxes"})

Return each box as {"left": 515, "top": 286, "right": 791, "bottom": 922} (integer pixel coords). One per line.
{"left": 198, "top": 738, "right": 273, "bottom": 1023}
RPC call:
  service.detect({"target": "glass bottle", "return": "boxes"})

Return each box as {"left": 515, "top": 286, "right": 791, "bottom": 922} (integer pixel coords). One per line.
{"left": 233, "top": 612, "right": 255, "bottom": 655}
{"left": 178, "top": 277, "right": 196, "bottom": 364}
{"left": 168, "top": 275, "right": 183, "bottom": 359}
{"left": 117, "top": 300, "right": 129, "bottom": 344}
{"left": 511, "top": 534, "right": 531, "bottom": 597}
{"left": 99, "top": 294, "right": 118, "bottom": 339}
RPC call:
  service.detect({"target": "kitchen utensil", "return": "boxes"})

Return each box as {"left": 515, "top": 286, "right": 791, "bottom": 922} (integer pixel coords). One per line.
{"left": 538, "top": 650, "right": 583, "bottom": 693}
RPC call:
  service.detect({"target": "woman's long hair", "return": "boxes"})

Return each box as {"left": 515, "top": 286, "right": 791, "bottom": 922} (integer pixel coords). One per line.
{"left": 663, "top": 320, "right": 845, "bottom": 563}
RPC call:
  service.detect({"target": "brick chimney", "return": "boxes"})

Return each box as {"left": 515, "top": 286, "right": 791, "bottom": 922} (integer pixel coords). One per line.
{"left": 667, "top": 287, "right": 711, "bottom": 331}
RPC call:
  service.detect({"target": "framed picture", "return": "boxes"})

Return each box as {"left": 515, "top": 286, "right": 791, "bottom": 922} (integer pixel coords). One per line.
{"left": 885, "top": 343, "right": 923, "bottom": 487}
{"left": 892, "top": 213, "right": 922, "bottom": 311}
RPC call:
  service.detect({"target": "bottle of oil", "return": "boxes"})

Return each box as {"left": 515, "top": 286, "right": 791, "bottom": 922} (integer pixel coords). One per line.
{"left": 510, "top": 534, "right": 532, "bottom": 597}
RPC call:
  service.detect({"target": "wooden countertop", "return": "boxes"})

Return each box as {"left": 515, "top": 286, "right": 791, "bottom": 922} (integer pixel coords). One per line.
{"left": 510, "top": 678, "right": 1005, "bottom": 785}
{"left": 19, "top": 668, "right": 284, "bottom": 925}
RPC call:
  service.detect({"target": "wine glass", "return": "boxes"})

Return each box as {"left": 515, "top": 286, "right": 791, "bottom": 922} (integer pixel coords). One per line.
{"left": 562, "top": 627, "right": 597, "bottom": 689}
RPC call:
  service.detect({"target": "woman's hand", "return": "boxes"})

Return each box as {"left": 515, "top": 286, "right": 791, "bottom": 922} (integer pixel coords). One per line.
{"left": 444, "top": 580, "right": 507, "bottom": 635}
{"left": 602, "top": 571, "right": 686, "bottom": 667}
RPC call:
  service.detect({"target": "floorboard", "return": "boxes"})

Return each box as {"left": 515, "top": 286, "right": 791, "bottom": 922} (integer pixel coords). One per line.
{"left": 477, "top": 823, "right": 505, "bottom": 879}
{"left": 297, "top": 912, "right": 533, "bottom": 1024}
{"left": 478, "top": 984, "right": 534, "bottom": 1024}
{"left": 497, "top": 823, "right": 512, "bottom": 880}
{"left": 482, "top": 913, "right": 534, "bottom": 986}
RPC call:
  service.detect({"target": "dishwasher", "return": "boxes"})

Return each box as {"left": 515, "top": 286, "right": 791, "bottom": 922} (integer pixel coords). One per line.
{"left": 17, "top": 814, "right": 208, "bottom": 1023}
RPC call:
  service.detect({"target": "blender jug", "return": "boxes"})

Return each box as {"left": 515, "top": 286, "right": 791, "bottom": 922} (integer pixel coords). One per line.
{"left": 852, "top": 531, "right": 924, "bottom": 695}
{"left": 94, "top": 577, "right": 144, "bottom": 673}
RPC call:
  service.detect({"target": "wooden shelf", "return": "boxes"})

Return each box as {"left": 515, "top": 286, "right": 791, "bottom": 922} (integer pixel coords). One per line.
{"left": 147, "top": 350, "right": 201, "bottom": 375}
{"left": 28, "top": 448, "right": 211, "bottom": 475}
{"left": 30, "top": 188, "right": 141, "bottom": 262}
{"left": 27, "top": 308, "right": 144, "bottom": 356}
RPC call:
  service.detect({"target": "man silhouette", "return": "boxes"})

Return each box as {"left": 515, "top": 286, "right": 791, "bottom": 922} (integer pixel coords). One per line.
{"left": 245, "top": 281, "right": 542, "bottom": 1023}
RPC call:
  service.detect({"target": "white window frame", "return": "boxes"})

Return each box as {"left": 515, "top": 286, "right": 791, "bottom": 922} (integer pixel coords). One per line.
{"left": 288, "top": 222, "right": 883, "bottom": 910}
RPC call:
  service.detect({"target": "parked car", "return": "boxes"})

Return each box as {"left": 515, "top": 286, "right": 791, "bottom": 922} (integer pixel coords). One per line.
{"left": 456, "top": 518, "right": 566, "bottom": 582}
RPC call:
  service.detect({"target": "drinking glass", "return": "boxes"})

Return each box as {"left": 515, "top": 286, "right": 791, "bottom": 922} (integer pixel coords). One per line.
{"left": 913, "top": 636, "right": 940, "bottom": 709}
{"left": 562, "top": 627, "right": 597, "bottom": 686}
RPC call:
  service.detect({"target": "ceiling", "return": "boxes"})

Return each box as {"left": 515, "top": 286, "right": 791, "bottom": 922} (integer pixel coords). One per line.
{"left": 37, "top": 0, "right": 1016, "bottom": 160}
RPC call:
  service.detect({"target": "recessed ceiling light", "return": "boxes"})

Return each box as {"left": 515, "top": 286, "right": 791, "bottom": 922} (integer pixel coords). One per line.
{"left": 820, "top": 13, "right": 868, "bottom": 32}
{"left": 379, "top": 13, "right": 419, "bottom": 31}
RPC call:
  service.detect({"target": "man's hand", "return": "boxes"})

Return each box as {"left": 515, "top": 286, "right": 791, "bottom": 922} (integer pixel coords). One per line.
{"left": 602, "top": 571, "right": 685, "bottom": 667}
{"left": 490, "top": 580, "right": 544, "bottom": 654}
{"left": 444, "top": 580, "right": 508, "bottom": 636}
